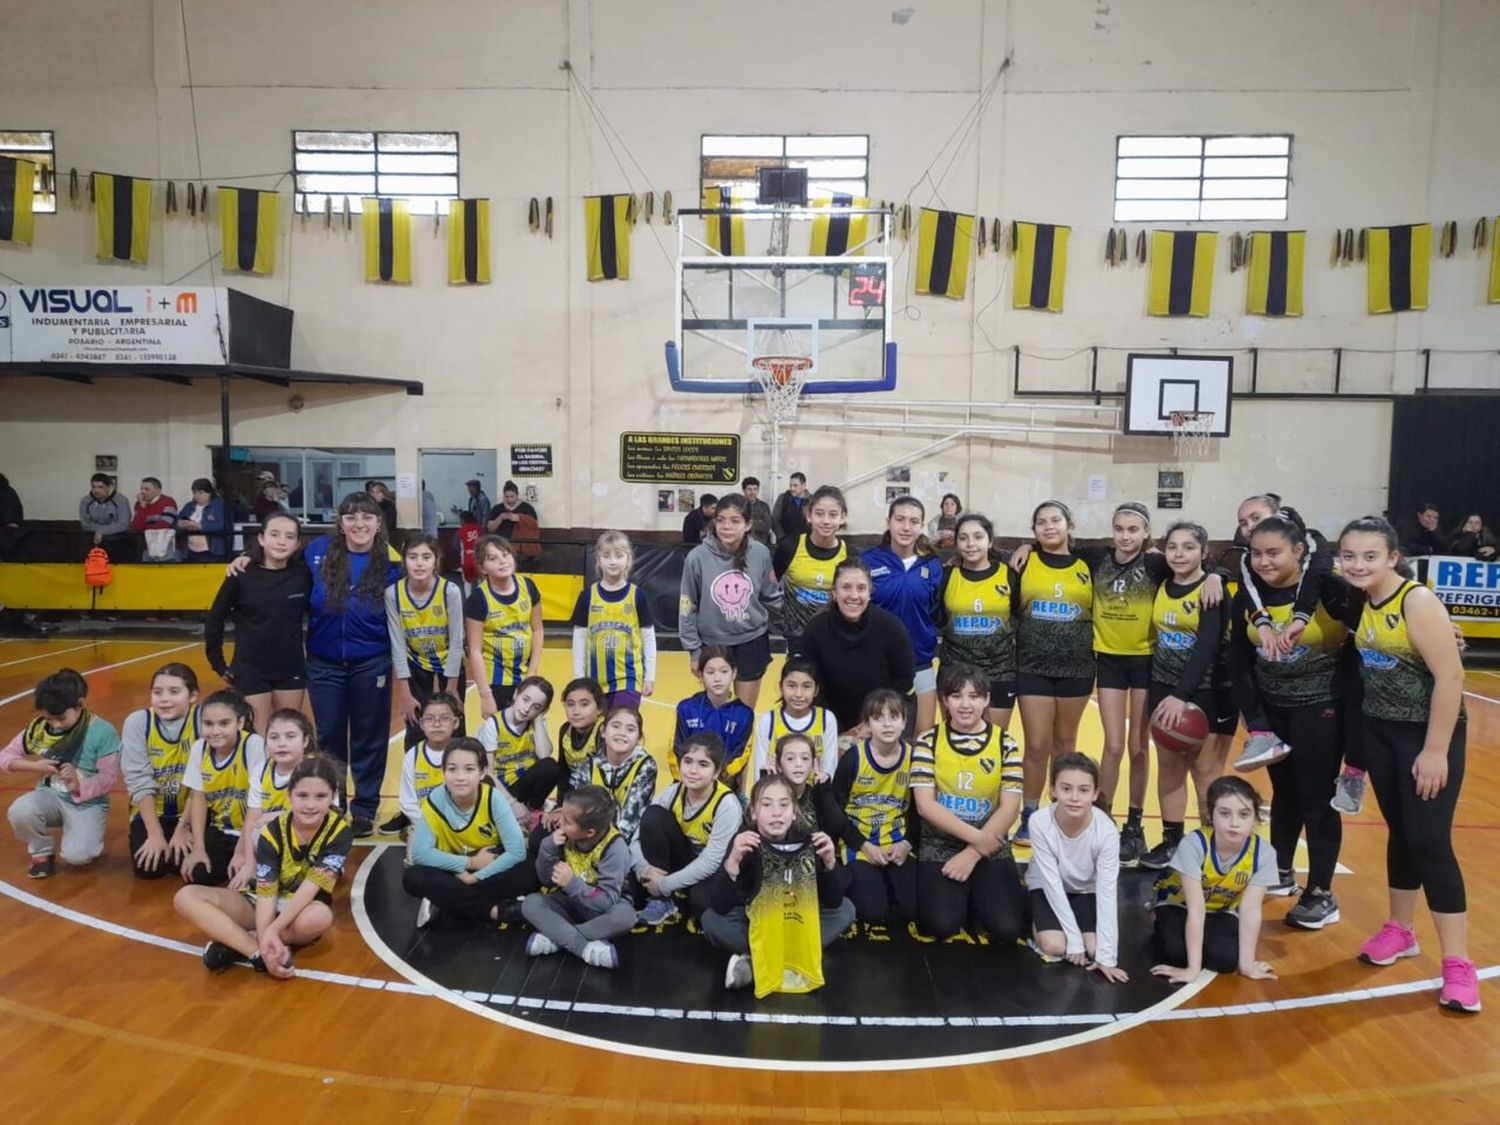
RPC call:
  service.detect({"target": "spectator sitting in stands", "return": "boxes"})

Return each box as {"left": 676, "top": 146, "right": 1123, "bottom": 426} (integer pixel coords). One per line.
{"left": 682, "top": 493, "right": 717, "bottom": 545}
{"left": 132, "top": 477, "right": 178, "bottom": 562}
{"left": 1448, "top": 513, "right": 1498, "bottom": 561}
{"left": 1401, "top": 502, "right": 1445, "bottom": 557}
{"left": 79, "top": 473, "right": 135, "bottom": 562}
{"left": 178, "top": 478, "right": 228, "bottom": 562}
{"left": 253, "top": 478, "right": 287, "bottom": 525}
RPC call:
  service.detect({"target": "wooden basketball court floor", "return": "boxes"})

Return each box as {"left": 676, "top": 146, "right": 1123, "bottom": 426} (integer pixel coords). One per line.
{"left": 1, "top": 631, "right": 1497, "bottom": 1122}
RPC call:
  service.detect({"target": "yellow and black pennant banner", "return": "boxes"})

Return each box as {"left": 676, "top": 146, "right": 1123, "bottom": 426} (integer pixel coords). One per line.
{"left": 1012, "top": 221, "right": 1069, "bottom": 312}
{"left": 701, "top": 186, "right": 743, "bottom": 257}
{"left": 448, "top": 198, "right": 491, "bottom": 284}
{"left": 363, "top": 198, "right": 412, "bottom": 284}
{"left": 217, "top": 187, "right": 278, "bottom": 275}
{"left": 811, "top": 194, "right": 870, "bottom": 257}
{"left": 915, "top": 208, "right": 974, "bottom": 300}
{"left": 1366, "top": 223, "right": 1430, "bottom": 313}
{"left": 1148, "top": 230, "right": 1216, "bottom": 317}
{"left": 93, "top": 172, "right": 151, "bottom": 263}
{"left": 585, "top": 194, "right": 632, "bottom": 281}
{"left": 0, "top": 156, "right": 36, "bottom": 245}
{"left": 1245, "top": 230, "right": 1305, "bottom": 317}
{"left": 1490, "top": 218, "right": 1500, "bottom": 305}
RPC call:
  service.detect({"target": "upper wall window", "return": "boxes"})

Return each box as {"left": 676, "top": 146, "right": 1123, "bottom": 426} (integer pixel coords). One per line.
{"left": 701, "top": 134, "right": 869, "bottom": 205}
{"left": 293, "top": 131, "right": 458, "bottom": 216}
{"left": 0, "top": 130, "right": 56, "bottom": 214}
{"left": 1114, "top": 135, "right": 1290, "bottom": 222}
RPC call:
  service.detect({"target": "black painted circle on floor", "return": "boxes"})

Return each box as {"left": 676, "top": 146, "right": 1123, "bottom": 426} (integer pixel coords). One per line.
{"left": 353, "top": 845, "right": 1206, "bottom": 1070}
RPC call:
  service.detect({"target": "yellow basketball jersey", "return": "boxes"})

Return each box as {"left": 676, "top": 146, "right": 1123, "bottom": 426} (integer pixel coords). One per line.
{"left": 484, "top": 713, "right": 538, "bottom": 786}
{"left": 141, "top": 706, "right": 199, "bottom": 820}
{"left": 582, "top": 582, "right": 646, "bottom": 694}
{"left": 748, "top": 838, "right": 825, "bottom": 999}
{"left": 767, "top": 706, "right": 829, "bottom": 749}
{"left": 1357, "top": 580, "right": 1439, "bottom": 722}
{"left": 1016, "top": 554, "right": 1094, "bottom": 677}
{"left": 198, "top": 730, "right": 253, "bottom": 835}
{"left": 927, "top": 723, "right": 1015, "bottom": 828}
{"left": 564, "top": 827, "right": 621, "bottom": 886}
{"left": 410, "top": 740, "right": 447, "bottom": 807}
{"left": 478, "top": 578, "right": 536, "bottom": 686}
{"left": 1151, "top": 579, "right": 1211, "bottom": 690}
{"left": 254, "top": 809, "right": 351, "bottom": 900}
{"left": 1154, "top": 828, "right": 1266, "bottom": 913}
{"left": 672, "top": 781, "right": 736, "bottom": 849}
{"left": 556, "top": 719, "right": 601, "bottom": 774}
{"left": 1245, "top": 596, "right": 1349, "bottom": 705}
{"left": 421, "top": 781, "right": 503, "bottom": 854}
{"left": 257, "top": 759, "right": 295, "bottom": 818}
{"left": 396, "top": 577, "right": 454, "bottom": 674}
{"left": 781, "top": 536, "right": 848, "bottom": 635}
{"left": 941, "top": 565, "right": 1016, "bottom": 677}
{"left": 590, "top": 753, "right": 650, "bottom": 813}
{"left": 844, "top": 739, "right": 913, "bottom": 860}
{"left": 1092, "top": 552, "right": 1159, "bottom": 656}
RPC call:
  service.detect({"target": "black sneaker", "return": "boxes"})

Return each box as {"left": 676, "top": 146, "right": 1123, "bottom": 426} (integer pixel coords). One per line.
{"left": 1266, "top": 870, "right": 1300, "bottom": 897}
{"left": 203, "top": 941, "right": 249, "bottom": 972}
{"left": 1137, "top": 837, "right": 1179, "bottom": 870}
{"left": 1118, "top": 823, "right": 1147, "bottom": 867}
{"left": 27, "top": 855, "right": 55, "bottom": 879}
{"left": 1286, "top": 888, "right": 1340, "bottom": 930}
{"left": 378, "top": 812, "right": 409, "bottom": 835}
{"left": 351, "top": 815, "right": 376, "bottom": 838}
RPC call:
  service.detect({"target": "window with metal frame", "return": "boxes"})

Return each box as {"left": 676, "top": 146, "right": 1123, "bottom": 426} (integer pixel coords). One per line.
{"left": 700, "top": 134, "right": 869, "bottom": 207}
{"left": 293, "top": 131, "right": 458, "bottom": 216}
{"left": 1114, "top": 135, "right": 1291, "bottom": 222}
{"left": 0, "top": 130, "right": 57, "bottom": 214}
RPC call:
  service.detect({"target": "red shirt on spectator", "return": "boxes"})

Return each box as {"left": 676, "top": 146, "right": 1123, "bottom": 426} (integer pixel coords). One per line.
{"left": 131, "top": 492, "right": 178, "bottom": 531}
{"left": 457, "top": 523, "right": 482, "bottom": 583}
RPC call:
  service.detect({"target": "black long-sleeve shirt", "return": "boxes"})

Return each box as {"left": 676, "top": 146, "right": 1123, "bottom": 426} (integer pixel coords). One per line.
{"left": 204, "top": 563, "right": 312, "bottom": 679}
{"left": 794, "top": 606, "right": 915, "bottom": 729}
{"left": 708, "top": 829, "right": 849, "bottom": 914}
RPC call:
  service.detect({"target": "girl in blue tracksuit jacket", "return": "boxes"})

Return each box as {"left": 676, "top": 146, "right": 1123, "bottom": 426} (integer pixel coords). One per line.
{"left": 305, "top": 492, "right": 402, "bottom": 837}
{"left": 862, "top": 495, "right": 944, "bottom": 733}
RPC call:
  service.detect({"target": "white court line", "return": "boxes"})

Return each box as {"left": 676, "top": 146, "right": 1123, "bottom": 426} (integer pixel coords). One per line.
{"left": 1463, "top": 690, "right": 1500, "bottom": 708}
{"left": 0, "top": 642, "right": 101, "bottom": 670}
{"left": 0, "top": 871, "right": 1492, "bottom": 1068}
{"left": 0, "top": 643, "right": 197, "bottom": 708}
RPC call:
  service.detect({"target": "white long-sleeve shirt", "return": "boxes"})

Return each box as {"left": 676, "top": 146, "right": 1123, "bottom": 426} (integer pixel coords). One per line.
{"left": 1023, "top": 805, "right": 1121, "bottom": 967}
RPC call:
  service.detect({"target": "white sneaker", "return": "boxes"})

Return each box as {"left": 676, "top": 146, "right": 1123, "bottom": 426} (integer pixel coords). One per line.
{"left": 415, "top": 898, "right": 436, "bottom": 929}
{"left": 525, "top": 932, "right": 559, "bottom": 957}
{"left": 724, "top": 953, "right": 753, "bottom": 989}
{"left": 1234, "top": 731, "right": 1291, "bottom": 772}
{"left": 581, "top": 940, "right": 619, "bottom": 969}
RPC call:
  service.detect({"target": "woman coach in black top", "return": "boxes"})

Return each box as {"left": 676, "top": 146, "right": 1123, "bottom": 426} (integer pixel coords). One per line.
{"left": 795, "top": 557, "right": 915, "bottom": 738}
{"left": 204, "top": 512, "right": 311, "bottom": 734}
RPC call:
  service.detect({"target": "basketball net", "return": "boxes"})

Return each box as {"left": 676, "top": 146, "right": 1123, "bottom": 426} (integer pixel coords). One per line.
{"left": 750, "top": 325, "right": 812, "bottom": 424}
{"left": 1169, "top": 410, "right": 1215, "bottom": 461}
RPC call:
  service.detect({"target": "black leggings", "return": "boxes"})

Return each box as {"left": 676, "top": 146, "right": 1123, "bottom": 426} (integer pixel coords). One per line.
{"left": 1153, "top": 905, "right": 1240, "bottom": 973}
{"left": 848, "top": 859, "right": 918, "bottom": 925}
{"left": 1263, "top": 700, "right": 1343, "bottom": 890}
{"left": 184, "top": 824, "right": 241, "bottom": 887}
{"left": 128, "top": 814, "right": 180, "bottom": 880}
{"left": 505, "top": 758, "right": 564, "bottom": 811}
{"left": 635, "top": 804, "right": 718, "bottom": 918}
{"left": 402, "top": 862, "right": 538, "bottom": 922}
{"left": 917, "top": 854, "right": 1028, "bottom": 943}
{"left": 1365, "top": 717, "right": 1467, "bottom": 914}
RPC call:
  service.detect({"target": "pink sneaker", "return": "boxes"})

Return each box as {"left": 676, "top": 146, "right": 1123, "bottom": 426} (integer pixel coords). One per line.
{"left": 1439, "top": 957, "right": 1481, "bottom": 1013}
{"left": 1357, "top": 921, "right": 1419, "bottom": 966}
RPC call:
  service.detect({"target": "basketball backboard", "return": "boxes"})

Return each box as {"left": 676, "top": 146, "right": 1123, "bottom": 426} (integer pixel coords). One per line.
{"left": 1123, "top": 354, "right": 1233, "bottom": 436}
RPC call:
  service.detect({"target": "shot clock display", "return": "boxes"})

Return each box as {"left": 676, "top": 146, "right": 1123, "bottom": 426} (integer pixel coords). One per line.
{"left": 848, "top": 263, "right": 887, "bottom": 308}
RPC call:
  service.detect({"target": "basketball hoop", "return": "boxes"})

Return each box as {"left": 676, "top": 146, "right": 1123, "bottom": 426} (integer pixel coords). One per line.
{"left": 1169, "top": 411, "right": 1215, "bottom": 461}
{"left": 751, "top": 354, "right": 813, "bottom": 422}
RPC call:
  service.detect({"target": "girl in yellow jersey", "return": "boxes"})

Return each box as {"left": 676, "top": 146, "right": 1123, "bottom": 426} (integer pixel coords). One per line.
{"left": 1139, "top": 522, "right": 1236, "bottom": 871}
{"left": 1227, "top": 512, "right": 1356, "bottom": 931}
{"left": 575, "top": 705, "right": 658, "bottom": 843}
{"left": 237, "top": 709, "right": 315, "bottom": 875}
{"left": 1338, "top": 518, "right": 1477, "bottom": 1013}
{"left": 554, "top": 678, "right": 604, "bottom": 804}
{"left": 571, "top": 531, "right": 657, "bottom": 708}
{"left": 829, "top": 689, "right": 915, "bottom": 925}
{"left": 774, "top": 485, "right": 850, "bottom": 652}
{"left": 749, "top": 658, "right": 839, "bottom": 782}
{"left": 178, "top": 691, "right": 263, "bottom": 888}
{"left": 937, "top": 513, "right": 1018, "bottom": 731}
{"left": 464, "top": 535, "right": 544, "bottom": 719}
{"left": 911, "top": 664, "right": 1026, "bottom": 942}
{"left": 1012, "top": 502, "right": 1093, "bottom": 844}
{"left": 398, "top": 692, "right": 463, "bottom": 828}
{"left": 121, "top": 663, "right": 200, "bottom": 879}
{"left": 1152, "top": 776, "right": 1278, "bottom": 981}
{"left": 386, "top": 534, "right": 467, "bottom": 753}
{"left": 477, "top": 675, "right": 560, "bottom": 813}
{"left": 633, "top": 732, "right": 741, "bottom": 925}
{"left": 181, "top": 756, "right": 352, "bottom": 977}
{"left": 402, "top": 738, "right": 533, "bottom": 927}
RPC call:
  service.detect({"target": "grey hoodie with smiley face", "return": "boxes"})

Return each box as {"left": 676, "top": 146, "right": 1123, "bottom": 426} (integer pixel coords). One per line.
{"left": 678, "top": 534, "right": 782, "bottom": 654}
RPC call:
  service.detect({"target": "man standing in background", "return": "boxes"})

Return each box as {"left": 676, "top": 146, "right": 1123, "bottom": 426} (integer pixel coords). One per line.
{"left": 465, "top": 479, "right": 490, "bottom": 525}
{"left": 771, "top": 472, "right": 809, "bottom": 542}
{"left": 79, "top": 474, "right": 134, "bottom": 562}
{"left": 741, "top": 477, "right": 773, "bottom": 546}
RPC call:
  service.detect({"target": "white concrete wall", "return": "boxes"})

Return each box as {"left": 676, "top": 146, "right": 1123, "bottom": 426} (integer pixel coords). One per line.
{"left": 2, "top": 0, "right": 1497, "bottom": 540}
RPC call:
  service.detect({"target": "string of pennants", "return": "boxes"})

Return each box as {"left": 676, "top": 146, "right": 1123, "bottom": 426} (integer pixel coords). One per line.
{"left": 2, "top": 155, "right": 1497, "bottom": 309}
